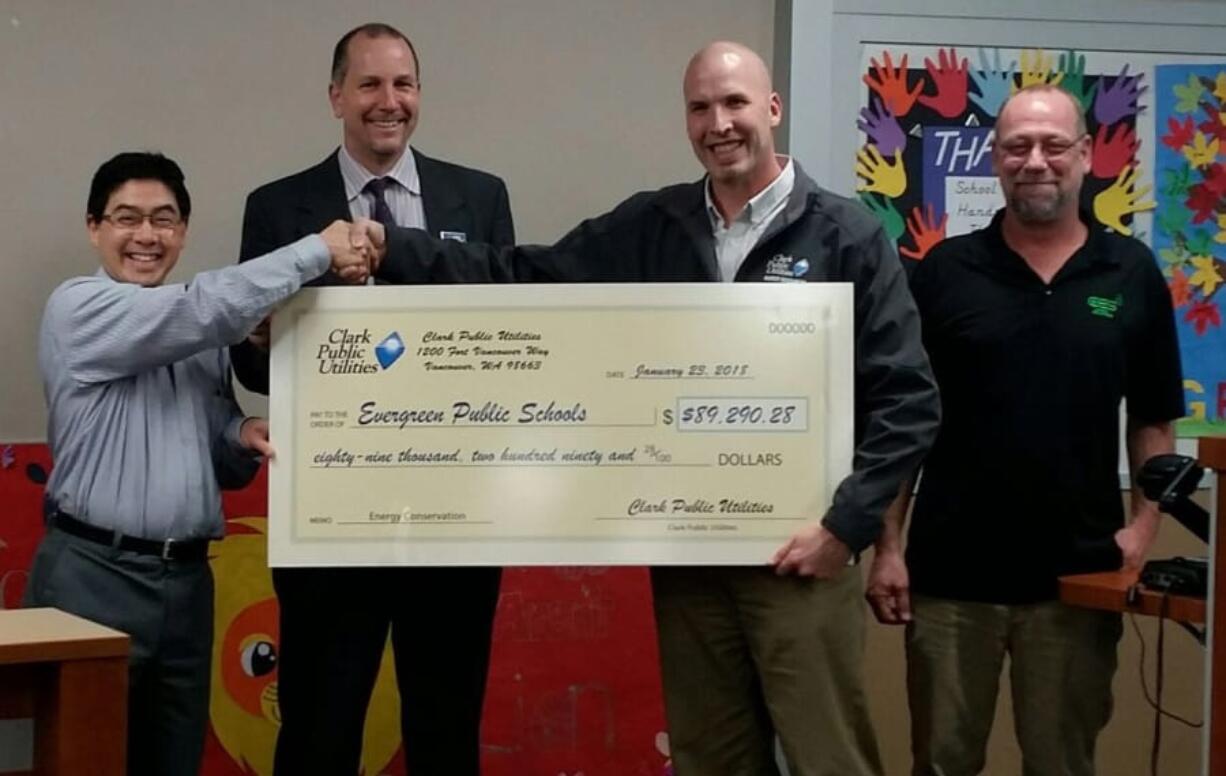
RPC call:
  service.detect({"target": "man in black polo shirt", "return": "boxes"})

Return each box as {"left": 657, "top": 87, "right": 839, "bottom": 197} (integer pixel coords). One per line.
{"left": 865, "top": 84, "right": 1184, "bottom": 776}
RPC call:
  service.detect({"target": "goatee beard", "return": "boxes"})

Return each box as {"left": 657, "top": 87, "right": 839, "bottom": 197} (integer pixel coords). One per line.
{"left": 1009, "top": 191, "right": 1067, "bottom": 224}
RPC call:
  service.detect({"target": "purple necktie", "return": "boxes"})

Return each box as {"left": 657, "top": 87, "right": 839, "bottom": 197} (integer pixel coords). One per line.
{"left": 363, "top": 177, "right": 397, "bottom": 228}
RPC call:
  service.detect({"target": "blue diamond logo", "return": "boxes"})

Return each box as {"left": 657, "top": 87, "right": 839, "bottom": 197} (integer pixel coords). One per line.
{"left": 374, "top": 332, "right": 406, "bottom": 369}
{"left": 792, "top": 258, "right": 810, "bottom": 277}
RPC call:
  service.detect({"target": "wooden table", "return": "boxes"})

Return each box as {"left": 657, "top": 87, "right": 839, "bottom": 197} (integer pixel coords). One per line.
{"left": 1059, "top": 568, "right": 1206, "bottom": 624}
{"left": 0, "top": 608, "right": 130, "bottom": 776}
{"left": 1057, "top": 437, "right": 1225, "bottom": 775}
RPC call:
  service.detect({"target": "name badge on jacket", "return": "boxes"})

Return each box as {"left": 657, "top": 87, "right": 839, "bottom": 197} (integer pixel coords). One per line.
{"left": 440, "top": 231, "right": 467, "bottom": 242}
{"left": 763, "top": 253, "right": 811, "bottom": 282}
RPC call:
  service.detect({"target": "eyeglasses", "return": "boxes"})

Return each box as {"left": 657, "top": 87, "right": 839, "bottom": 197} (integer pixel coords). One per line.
{"left": 998, "top": 135, "right": 1087, "bottom": 162}
{"left": 99, "top": 210, "right": 183, "bottom": 232}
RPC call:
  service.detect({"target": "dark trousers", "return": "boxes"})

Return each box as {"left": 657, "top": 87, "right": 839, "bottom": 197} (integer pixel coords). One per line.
{"left": 23, "top": 527, "right": 214, "bottom": 776}
{"left": 271, "top": 566, "right": 502, "bottom": 776}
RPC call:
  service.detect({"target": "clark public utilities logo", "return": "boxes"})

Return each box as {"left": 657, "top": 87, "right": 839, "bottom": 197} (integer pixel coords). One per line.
{"left": 763, "top": 253, "right": 810, "bottom": 282}
{"left": 315, "top": 327, "right": 405, "bottom": 374}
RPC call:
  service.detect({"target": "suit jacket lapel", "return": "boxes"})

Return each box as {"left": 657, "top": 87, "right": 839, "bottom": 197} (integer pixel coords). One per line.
{"left": 298, "top": 152, "right": 353, "bottom": 286}
{"left": 415, "top": 149, "right": 463, "bottom": 236}
{"left": 298, "top": 151, "right": 352, "bottom": 231}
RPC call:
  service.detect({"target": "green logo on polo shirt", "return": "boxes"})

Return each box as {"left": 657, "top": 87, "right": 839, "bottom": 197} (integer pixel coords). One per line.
{"left": 1087, "top": 294, "right": 1123, "bottom": 319}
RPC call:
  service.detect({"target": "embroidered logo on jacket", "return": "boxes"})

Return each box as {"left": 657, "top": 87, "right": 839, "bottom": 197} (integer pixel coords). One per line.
{"left": 1086, "top": 294, "right": 1123, "bottom": 319}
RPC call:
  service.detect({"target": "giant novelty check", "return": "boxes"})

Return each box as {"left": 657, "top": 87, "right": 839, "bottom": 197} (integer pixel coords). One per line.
{"left": 267, "top": 284, "right": 853, "bottom": 566}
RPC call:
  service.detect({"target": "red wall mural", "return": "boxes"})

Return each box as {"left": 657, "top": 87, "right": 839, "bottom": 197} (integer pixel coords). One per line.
{"left": 0, "top": 444, "right": 672, "bottom": 776}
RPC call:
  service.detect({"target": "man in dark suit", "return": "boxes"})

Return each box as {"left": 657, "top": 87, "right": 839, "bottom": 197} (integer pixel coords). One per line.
{"left": 230, "top": 22, "right": 513, "bottom": 776}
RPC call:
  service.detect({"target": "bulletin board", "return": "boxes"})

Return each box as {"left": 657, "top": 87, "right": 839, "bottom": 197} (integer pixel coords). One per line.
{"left": 850, "top": 43, "right": 1224, "bottom": 437}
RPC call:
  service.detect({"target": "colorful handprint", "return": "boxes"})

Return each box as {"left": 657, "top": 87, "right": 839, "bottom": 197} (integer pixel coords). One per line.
{"left": 1092, "top": 123, "right": 1140, "bottom": 179}
{"left": 918, "top": 47, "right": 969, "bottom": 119}
{"left": 1095, "top": 64, "right": 1147, "bottom": 126}
{"left": 859, "top": 193, "right": 906, "bottom": 242}
{"left": 1093, "top": 164, "right": 1155, "bottom": 236}
{"left": 899, "top": 204, "right": 948, "bottom": 260}
{"left": 1017, "top": 49, "right": 1063, "bottom": 90}
{"left": 863, "top": 50, "right": 924, "bottom": 117}
{"left": 857, "top": 99, "right": 906, "bottom": 156}
{"left": 969, "top": 48, "right": 1016, "bottom": 117}
{"left": 1057, "top": 49, "right": 1098, "bottom": 114}
{"left": 855, "top": 145, "right": 906, "bottom": 198}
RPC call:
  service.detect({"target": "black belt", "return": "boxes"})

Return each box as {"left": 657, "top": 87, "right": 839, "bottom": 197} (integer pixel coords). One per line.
{"left": 50, "top": 512, "right": 210, "bottom": 562}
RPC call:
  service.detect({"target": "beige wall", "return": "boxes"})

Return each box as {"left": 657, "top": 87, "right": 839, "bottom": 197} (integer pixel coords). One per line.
{"left": 0, "top": 0, "right": 773, "bottom": 438}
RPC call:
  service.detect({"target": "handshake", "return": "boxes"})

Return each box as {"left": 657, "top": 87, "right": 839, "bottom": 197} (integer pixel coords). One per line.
{"left": 245, "top": 218, "right": 389, "bottom": 352}
{"left": 321, "top": 217, "right": 386, "bottom": 284}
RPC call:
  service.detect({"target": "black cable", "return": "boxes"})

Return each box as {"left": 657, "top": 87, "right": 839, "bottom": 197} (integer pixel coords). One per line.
{"left": 1177, "top": 621, "right": 1207, "bottom": 646}
{"left": 1150, "top": 595, "right": 1165, "bottom": 776}
{"left": 1129, "top": 605, "right": 1205, "bottom": 731}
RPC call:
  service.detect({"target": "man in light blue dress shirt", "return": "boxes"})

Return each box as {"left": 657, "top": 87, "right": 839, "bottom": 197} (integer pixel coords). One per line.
{"left": 23, "top": 151, "right": 377, "bottom": 776}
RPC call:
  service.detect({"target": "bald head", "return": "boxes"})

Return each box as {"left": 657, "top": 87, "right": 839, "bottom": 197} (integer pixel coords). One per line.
{"left": 997, "top": 84, "right": 1086, "bottom": 137}
{"left": 684, "top": 41, "right": 774, "bottom": 96}
{"left": 683, "top": 41, "right": 783, "bottom": 207}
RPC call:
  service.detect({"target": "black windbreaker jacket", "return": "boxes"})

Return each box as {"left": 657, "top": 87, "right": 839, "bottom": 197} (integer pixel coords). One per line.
{"left": 377, "top": 163, "right": 940, "bottom": 552}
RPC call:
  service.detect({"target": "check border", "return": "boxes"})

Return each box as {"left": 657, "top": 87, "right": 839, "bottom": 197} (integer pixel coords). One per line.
{"left": 268, "top": 283, "right": 854, "bottom": 566}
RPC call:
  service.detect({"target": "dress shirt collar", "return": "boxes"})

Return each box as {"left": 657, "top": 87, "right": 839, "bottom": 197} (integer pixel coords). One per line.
{"left": 705, "top": 155, "right": 795, "bottom": 230}
{"left": 337, "top": 144, "right": 421, "bottom": 204}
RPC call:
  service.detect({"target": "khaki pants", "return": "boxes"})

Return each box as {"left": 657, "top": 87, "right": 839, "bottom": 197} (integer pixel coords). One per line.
{"left": 906, "top": 595, "right": 1123, "bottom": 776}
{"left": 651, "top": 565, "right": 882, "bottom": 776}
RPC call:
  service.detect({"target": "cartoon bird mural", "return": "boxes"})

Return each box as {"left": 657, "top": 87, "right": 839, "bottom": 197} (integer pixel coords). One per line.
{"left": 209, "top": 516, "right": 403, "bottom": 776}
{"left": 0, "top": 446, "right": 52, "bottom": 608}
